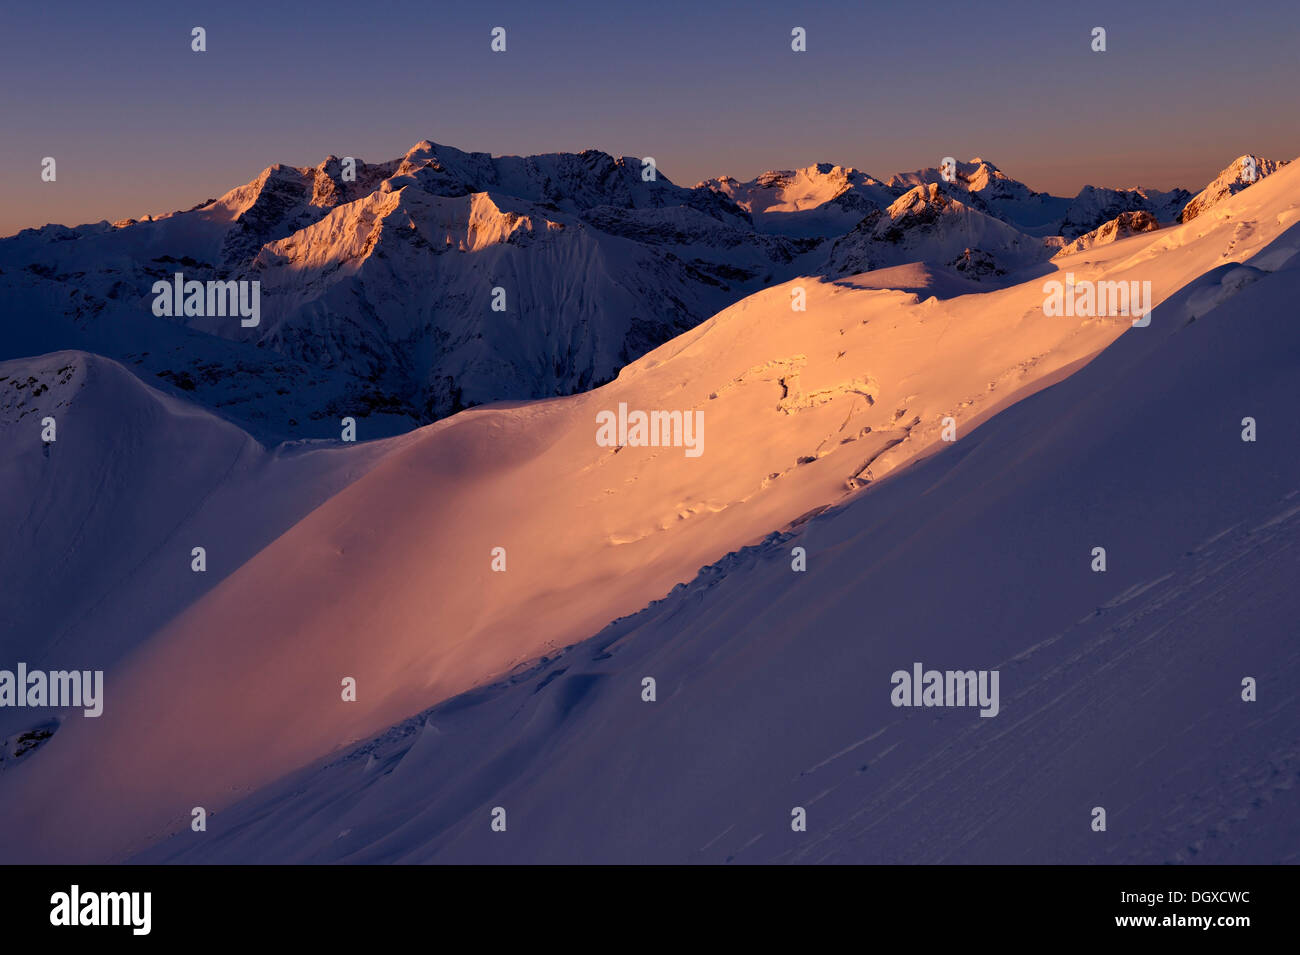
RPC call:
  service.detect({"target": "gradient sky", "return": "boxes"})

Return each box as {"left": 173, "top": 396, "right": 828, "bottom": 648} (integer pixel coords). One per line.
{"left": 3, "top": 0, "right": 1298, "bottom": 235}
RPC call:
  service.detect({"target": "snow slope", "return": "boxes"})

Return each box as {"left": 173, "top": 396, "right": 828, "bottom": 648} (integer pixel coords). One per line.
{"left": 0, "top": 351, "right": 409, "bottom": 742}
{"left": 1178, "top": 155, "right": 1288, "bottom": 223}
{"left": 2, "top": 155, "right": 1297, "bottom": 864}
{"left": 138, "top": 222, "right": 1300, "bottom": 864}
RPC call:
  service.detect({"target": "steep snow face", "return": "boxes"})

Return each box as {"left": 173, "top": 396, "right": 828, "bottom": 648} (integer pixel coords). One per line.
{"left": 136, "top": 229, "right": 1300, "bottom": 865}
{"left": 1058, "top": 185, "right": 1193, "bottom": 239}
{"left": 4, "top": 156, "right": 1297, "bottom": 864}
{"left": 208, "top": 158, "right": 399, "bottom": 266}
{"left": 0, "top": 260, "right": 424, "bottom": 442}
{"left": 1178, "top": 155, "right": 1288, "bottom": 223}
{"left": 823, "top": 183, "right": 1055, "bottom": 279}
{"left": 239, "top": 185, "right": 820, "bottom": 419}
{"left": 0, "top": 351, "right": 407, "bottom": 743}
{"left": 887, "top": 158, "right": 1071, "bottom": 234}
{"left": 699, "top": 164, "right": 898, "bottom": 237}
{"left": 1054, "top": 210, "right": 1160, "bottom": 257}
{"left": 0, "top": 140, "right": 816, "bottom": 435}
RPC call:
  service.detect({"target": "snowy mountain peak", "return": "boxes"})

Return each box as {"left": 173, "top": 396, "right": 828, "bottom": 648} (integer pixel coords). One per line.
{"left": 405, "top": 138, "right": 439, "bottom": 158}
{"left": 886, "top": 159, "right": 1070, "bottom": 235}
{"left": 825, "top": 180, "right": 1052, "bottom": 279}
{"left": 698, "top": 163, "right": 895, "bottom": 238}
{"left": 886, "top": 181, "right": 962, "bottom": 218}
{"left": 1057, "top": 184, "right": 1192, "bottom": 239}
{"left": 888, "top": 158, "right": 1008, "bottom": 192}
{"left": 1178, "top": 154, "right": 1288, "bottom": 223}
{"left": 1054, "top": 209, "right": 1159, "bottom": 257}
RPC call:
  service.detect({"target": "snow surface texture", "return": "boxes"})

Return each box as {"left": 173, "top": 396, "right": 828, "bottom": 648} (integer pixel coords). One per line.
{"left": 1, "top": 152, "right": 1297, "bottom": 863}
{"left": 142, "top": 213, "right": 1300, "bottom": 865}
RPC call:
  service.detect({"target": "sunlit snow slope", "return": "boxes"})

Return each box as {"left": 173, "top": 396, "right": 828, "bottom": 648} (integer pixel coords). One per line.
{"left": 142, "top": 222, "right": 1300, "bottom": 864}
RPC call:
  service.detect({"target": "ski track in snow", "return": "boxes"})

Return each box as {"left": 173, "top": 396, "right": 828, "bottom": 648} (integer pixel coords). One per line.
{"left": 783, "top": 492, "right": 1300, "bottom": 864}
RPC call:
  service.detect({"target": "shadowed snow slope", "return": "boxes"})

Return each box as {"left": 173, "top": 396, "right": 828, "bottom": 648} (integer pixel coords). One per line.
{"left": 0, "top": 352, "right": 408, "bottom": 740}
{"left": 2, "top": 159, "right": 1298, "bottom": 863}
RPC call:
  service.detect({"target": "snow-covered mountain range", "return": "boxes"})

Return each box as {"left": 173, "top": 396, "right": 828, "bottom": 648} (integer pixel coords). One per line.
{"left": 698, "top": 164, "right": 898, "bottom": 238}
{"left": 0, "top": 142, "right": 821, "bottom": 437}
{"left": 2, "top": 142, "right": 1280, "bottom": 441}
{"left": 1054, "top": 210, "right": 1160, "bottom": 257}
{"left": 823, "top": 182, "right": 1059, "bottom": 278}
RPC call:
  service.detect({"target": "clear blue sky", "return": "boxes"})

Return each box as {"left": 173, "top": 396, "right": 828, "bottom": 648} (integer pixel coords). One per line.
{"left": 3, "top": 0, "right": 1297, "bottom": 234}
